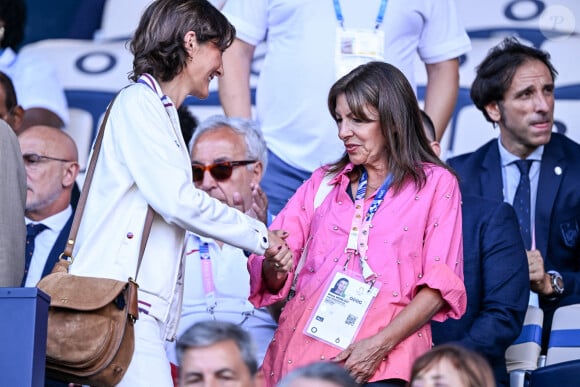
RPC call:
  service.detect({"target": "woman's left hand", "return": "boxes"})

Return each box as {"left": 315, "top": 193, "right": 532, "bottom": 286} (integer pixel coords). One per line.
{"left": 333, "top": 335, "right": 390, "bottom": 384}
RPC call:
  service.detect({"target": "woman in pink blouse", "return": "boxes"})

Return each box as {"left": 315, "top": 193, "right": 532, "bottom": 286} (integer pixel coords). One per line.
{"left": 248, "top": 61, "right": 466, "bottom": 387}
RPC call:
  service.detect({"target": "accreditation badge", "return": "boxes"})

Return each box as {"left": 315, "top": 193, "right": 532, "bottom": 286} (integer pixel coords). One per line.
{"left": 304, "top": 269, "right": 380, "bottom": 349}
{"left": 335, "top": 27, "right": 385, "bottom": 79}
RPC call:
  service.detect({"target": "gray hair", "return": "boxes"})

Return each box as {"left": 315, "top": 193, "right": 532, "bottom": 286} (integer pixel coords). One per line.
{"left": 176, "top": 320, "right": 258, "bottom": 376}
{"left": 277, "top": 361, "right": 359, "bottom": 387}
{"left": 189, "top": 115, "right": 268, "bottom": 172}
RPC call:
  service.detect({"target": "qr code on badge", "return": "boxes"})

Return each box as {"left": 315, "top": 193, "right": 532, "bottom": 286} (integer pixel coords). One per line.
{"left": 345, "top": 314, "right": 357, "bottom": 326}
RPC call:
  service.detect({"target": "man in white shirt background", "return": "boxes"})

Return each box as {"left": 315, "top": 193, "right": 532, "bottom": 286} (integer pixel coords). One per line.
{"left": 18, "top": 125, "right": 79, "bottom": 287}
{"left": 166, "top": 115, "right": 276, "bottom": 372}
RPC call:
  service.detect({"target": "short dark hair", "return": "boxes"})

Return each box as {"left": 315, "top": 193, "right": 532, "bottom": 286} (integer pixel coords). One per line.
{"left": 0, "top": 71, "right": 18, "bottom": 111}
{"left": 176, "top": 320, "right": 258, "bottom": 376}
{"left": 471, "top": 37, "right": 557, "bottom": 123}
{"left": 129, "top": 0, "right": 235, "bottom": 82}
{"left": 0, "top": 0, "right": 27, "bottom": 50}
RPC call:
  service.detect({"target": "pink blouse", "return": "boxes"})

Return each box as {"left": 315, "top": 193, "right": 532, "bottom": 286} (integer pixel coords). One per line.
{"left": 248, "top": 163, "right": 466, "bottom": 385}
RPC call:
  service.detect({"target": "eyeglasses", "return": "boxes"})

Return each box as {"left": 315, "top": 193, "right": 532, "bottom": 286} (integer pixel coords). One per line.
{"left": 22, "top": 153, "right": 73, "bottom": 167}
{"left": 191, "top": 160, "right": 257, "bottom": 182}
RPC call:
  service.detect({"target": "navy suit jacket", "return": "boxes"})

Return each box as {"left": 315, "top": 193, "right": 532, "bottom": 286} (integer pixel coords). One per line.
{"left": 40, "top": 214, "right": 74, "bottom": 278}
{"left": 432, "top": 195, "right": 529, "bottom": 387}
{"left": 448, "top": 133, "right": 580, "bottom": 350}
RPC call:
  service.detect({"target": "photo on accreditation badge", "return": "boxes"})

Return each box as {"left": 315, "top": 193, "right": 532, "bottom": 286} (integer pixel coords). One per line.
{"left": 304, "top": 271, "right": 379, "bottom": 350}
{"left": 330, "top": 277, "right": 350, "bottom": 297}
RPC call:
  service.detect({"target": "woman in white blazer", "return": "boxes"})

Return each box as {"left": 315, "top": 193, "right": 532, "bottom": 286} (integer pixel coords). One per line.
{"left": 68, "top": 1, "right": 293, "bottom": 385}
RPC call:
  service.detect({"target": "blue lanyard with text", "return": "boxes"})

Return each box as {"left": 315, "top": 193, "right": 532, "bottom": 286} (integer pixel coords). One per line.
{"left": 345, "top": 169, "right": 393, "bottom": 281}
{"left": 332, "top": 0, "right": 388, "bottom": 30}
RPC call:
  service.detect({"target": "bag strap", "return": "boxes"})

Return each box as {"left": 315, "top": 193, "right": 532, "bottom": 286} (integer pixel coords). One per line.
{"left": 62, "top": 92, "right": 154, "bottom": 280}
{"left": 313, "top": 171, "right": 335, "bottom": 209}
{"left": 292, "top": 171, "right": 335, "bottom": 289}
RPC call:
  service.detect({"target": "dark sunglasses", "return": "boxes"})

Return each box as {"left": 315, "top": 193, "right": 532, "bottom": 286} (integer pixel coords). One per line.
{"left": 22, "top": 153, "right": 72, "bottom": 166}
{"left": 191, "top": 160, "right": 257, "bottom": 182}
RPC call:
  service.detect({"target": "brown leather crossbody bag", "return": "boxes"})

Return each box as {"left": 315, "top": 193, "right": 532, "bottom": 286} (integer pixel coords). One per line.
{"left": 37, "top": 93, "right": 154, "bottom": 386}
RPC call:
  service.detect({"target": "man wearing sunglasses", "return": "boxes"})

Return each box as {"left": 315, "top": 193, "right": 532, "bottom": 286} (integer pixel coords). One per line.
{"left": 167, "top": 115, "right": 277, "bottom": 375}
{"left": 18, "top": 125, "right": 80, "bottom": 288}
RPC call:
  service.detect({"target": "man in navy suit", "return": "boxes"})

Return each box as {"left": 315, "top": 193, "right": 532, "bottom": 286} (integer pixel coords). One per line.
{"left": 447, "top": 37, "right": 580, "bottom": 352}
{"left": 18, "top": 125, "right": 79, "bottom": 287}
{"left": 422, "top": 111, "right": 529, "bottom": 387}
{"left": 19, "top": 125, "right": 79, "bottom": 387}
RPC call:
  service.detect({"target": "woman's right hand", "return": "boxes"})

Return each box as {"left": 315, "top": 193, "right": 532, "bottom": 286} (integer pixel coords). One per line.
{"left": 265, "top": 229, "right": 293, "bottom": 273}
{"left": 262, "top": 230, "right": 293, "bottom": 292}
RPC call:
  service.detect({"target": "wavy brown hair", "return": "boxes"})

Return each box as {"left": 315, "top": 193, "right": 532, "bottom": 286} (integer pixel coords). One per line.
{"left": 327, "top": 61, "right": 451, "bottom": 193}
{"left": 129, "top": 0, "right": 235, "bottom": 83}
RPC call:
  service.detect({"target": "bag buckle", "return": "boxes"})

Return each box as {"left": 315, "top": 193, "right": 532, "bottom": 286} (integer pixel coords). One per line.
{"left": 127, "top": 278, "right": 140, "bottom": 324}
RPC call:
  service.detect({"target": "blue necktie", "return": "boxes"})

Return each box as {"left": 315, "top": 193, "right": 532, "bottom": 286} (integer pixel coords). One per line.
{"left": 22, "top": 223, "right": 48, "bottom": 286}
{"left": 513, "top": 160, "right": 533, "bottom": 250}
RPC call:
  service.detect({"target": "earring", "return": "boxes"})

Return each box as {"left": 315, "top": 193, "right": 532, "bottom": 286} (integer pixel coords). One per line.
{"left": 0, "top": 26, "right": 5, "bottom": 44}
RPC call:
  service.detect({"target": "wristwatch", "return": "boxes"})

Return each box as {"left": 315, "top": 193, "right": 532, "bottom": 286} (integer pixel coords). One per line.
{"left": 547, "top": 270, "right": 564, "bottom": 296}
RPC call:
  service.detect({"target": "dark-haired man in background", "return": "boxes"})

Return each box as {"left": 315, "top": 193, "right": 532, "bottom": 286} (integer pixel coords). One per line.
{"left": 448, "top": 37, "right": 580, "bottom": 353}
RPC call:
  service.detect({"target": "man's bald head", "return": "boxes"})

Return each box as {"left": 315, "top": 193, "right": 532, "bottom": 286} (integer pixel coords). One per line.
{"left": 18, "top": 125, "right": 78, "bottom": 162}
{"left": 18, "top": 126, "right": 79, "bottom": 221}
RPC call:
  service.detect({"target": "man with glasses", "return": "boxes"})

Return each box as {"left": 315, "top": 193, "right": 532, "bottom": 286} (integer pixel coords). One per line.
{"left": 166, "top": 115, "right": 276, "bottom": 376}
{"left": 18, "top": 125, "right": 79, "bottom": 287}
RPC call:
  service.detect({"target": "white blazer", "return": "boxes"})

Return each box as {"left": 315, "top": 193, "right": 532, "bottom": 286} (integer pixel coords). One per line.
{"left": 69, "top": 76, "right": 269, "bottom": 339}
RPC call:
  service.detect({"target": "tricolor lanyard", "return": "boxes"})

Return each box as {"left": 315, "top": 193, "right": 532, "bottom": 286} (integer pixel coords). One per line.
{"left": 345, "top": 169, "right": 393, "bottom": 282}
{"left": 333, "top": 0, "right": 388, "bottom": 30}
{"left": 197, "top": 238, "right": 217, "bottom": 315}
